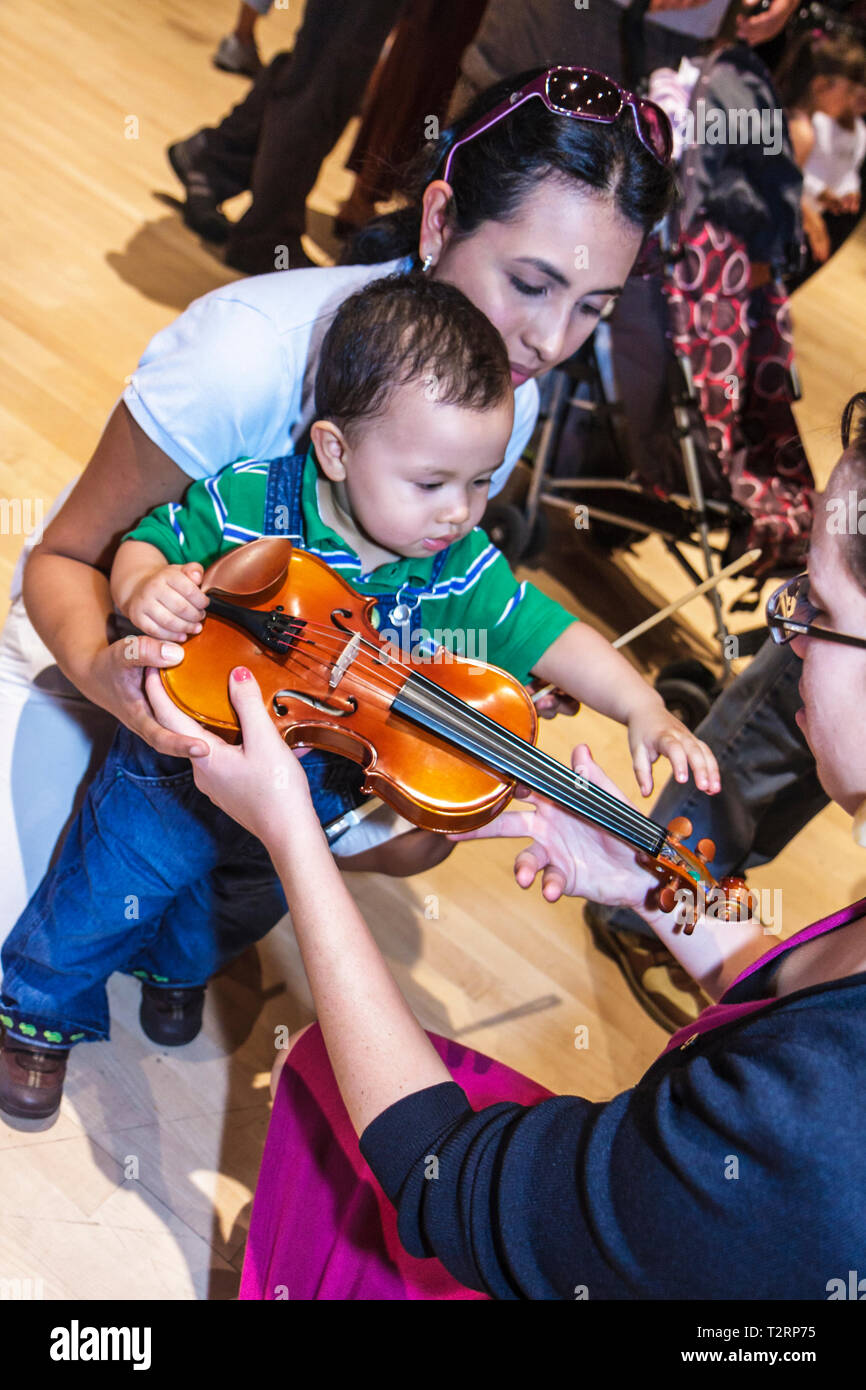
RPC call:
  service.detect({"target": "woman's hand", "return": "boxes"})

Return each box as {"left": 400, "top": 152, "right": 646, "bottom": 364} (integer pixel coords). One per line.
{"left": 82, "top": 633, "right": 214, "bottom": 760}
{"left": 144, "top": 664, "right": 315, "bottom": 845}
{"left": 448, "top": 743, "right": 659, "bottom": 911}
{"left": 627, "top": 698, "right": 720, "bottom": 797}
{"left": 735, "top": 0, "right": 798, "bottom": 46}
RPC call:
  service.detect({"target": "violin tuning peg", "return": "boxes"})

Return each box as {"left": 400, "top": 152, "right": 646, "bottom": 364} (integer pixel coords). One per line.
{"left": 666, "top": 816, "right": 692, "bottom": 842}
{"left": 658, "top": 883, "right": 677, "bottom": 913}
{"left": 696, "top": 837, "right": 716, "bottom": 862}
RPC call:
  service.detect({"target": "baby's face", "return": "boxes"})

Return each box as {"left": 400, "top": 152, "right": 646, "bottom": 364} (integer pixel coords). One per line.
{"left": 331, "top": 378, "right": 514, "bottom": 560}
{"left": 817, "top": 74, "right": 859, "bottom": 121}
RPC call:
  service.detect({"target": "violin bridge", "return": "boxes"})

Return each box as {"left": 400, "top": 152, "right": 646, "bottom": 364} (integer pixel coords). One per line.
{"left": 329, "top": 632, "right": 361, "bottom": 689}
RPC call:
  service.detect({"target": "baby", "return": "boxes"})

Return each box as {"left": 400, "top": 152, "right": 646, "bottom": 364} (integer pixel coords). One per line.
{"left": 0, "top": 273, "right": 718, "bottom": 1126}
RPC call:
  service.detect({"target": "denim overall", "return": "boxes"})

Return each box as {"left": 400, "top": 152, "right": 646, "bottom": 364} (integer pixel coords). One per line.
{"left": 0, "top": 454, "right": 444, "bottom": 1048}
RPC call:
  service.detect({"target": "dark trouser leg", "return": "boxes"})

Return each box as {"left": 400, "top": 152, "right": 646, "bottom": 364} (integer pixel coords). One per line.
{"left": 603, "top": 639, "right": 829, "bottom": 936}
{"left": 195, "top": 51, "right": 294, "bottom": 202}
{"left": 226, "top": 0, "right": 406, "bottom": 271}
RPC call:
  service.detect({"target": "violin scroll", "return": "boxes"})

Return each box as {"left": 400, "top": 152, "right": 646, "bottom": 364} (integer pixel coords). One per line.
{"left": 638, "top": 817, "right": 758, "bottom": 934}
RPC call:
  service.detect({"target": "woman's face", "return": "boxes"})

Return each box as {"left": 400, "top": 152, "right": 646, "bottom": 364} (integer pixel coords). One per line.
{"left": 791, "top": 474, "right": 866, "bottom": 814}
{"left": 425, "top": 177, "right": 644, "bottom": 387}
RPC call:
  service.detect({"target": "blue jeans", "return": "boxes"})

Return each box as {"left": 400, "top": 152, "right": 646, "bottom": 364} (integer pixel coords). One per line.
{"left": 601, "top": 638, "right": 828, "bottom": 937}
{"left": 0, "top": 726, "right": 366, "bottom": 1048}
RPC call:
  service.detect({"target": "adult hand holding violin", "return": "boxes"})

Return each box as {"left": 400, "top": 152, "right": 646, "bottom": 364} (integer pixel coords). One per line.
{"left": 450, "top": 743, "right": 657, "bottom": 911}
{"left": 450, "top": 742, "right": 768, "bottom": 1000}
{"left": 144, "top": 665, "right": 314, "bottom": 848}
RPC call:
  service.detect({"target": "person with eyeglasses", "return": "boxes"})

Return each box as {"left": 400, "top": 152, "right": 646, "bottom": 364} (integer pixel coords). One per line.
{"left": 151, "top": 392, "right": 866, "bottom": 1300}
{"left": 0, "top": 71, "right": 677, "bottom": 1028}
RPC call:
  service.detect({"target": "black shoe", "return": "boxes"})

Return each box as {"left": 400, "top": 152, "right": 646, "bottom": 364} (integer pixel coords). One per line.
{"left": 167, "top": 139, "right": 231, "bottom": 244}
{"left": 0, "top": 1034, "right": 69, "bottom": 1127}
{"left": 140, "top": 985, "right": 206, "bottom": 1047}
{"left": 584, "top": 902, "right": 710, "bottom": 1034}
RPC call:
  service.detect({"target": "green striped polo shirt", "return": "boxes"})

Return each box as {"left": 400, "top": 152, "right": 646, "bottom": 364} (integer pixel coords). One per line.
{"left": 123, "top": 451, "right": 577, "bottom": 684}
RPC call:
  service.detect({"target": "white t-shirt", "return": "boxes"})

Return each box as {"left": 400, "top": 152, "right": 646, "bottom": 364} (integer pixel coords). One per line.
{"left": 803, "top": 112, "right": 866, "bottom": 201}
{"left": 122, "top": 257, "right": 539, "bottom": 493}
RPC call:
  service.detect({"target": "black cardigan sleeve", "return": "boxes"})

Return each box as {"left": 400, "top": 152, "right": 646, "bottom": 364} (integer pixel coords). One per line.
{"left": 359, "top": 986, "right": 866, "bottom": 1300}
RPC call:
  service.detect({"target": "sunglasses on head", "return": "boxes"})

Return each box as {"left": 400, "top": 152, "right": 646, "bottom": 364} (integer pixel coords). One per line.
{"left": 766, "top": 572, "right": 866, "bottom": 651}
{"left": 441, "top": 66, "right": 674, "bottom": 186}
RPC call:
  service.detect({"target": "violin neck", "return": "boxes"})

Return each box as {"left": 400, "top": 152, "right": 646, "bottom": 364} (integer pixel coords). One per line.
{"left": 392, "top": 672, "right": 666, "bottom": 856}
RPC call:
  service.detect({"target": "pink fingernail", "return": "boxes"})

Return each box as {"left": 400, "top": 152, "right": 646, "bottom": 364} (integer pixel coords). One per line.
{"left": 233, "top": 667, "right": 252, "bottom": 682}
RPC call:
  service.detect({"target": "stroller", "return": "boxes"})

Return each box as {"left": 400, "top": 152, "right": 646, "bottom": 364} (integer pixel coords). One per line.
{"left": 483, "top": 41, "right": 814, "bottom": 729}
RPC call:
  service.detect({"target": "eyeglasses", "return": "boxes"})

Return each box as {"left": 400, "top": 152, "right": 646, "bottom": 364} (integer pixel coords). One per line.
{"left": 766, "top": 572, "right": 866, "bottom": 651}
{"left": 441, "top": 66, "right": 674, "bottom": 186}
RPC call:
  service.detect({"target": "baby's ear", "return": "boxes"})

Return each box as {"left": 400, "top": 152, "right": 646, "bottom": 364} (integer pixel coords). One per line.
{"left": 310, "top": 420, "right": 348, "bottom": 480}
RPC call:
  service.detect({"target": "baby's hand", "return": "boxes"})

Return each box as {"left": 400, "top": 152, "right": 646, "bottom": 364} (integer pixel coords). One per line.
{"left": 627, "top": 699, "right": 720, "bottom": 798}
{"left": 126, "top": 562, "right": 209, "bottom": 642}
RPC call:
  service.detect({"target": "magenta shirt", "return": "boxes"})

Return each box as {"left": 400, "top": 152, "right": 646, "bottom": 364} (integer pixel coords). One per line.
{"left": 662, "top": 895, "right": 866, "bottom": 1055}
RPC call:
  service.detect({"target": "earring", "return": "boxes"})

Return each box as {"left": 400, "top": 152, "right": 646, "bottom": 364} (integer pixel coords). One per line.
{"left": 421, "top": 253, "right": 433, "bottom": 273}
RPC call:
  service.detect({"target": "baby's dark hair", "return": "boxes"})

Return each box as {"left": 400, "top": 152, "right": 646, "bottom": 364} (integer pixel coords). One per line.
{"left": 341, "top": 68, "right": 677, "bottom": 268}
{"left": 314, "top": 272, "right": 512, "bottom": 438}
{"left": 834, "top": 392, "right": 866, "bottom": 590}
{"left": 775, "top": 31, "right": 866, "bottom": 110}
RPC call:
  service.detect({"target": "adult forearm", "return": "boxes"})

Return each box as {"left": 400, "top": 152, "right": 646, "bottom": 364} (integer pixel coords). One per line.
{"left": 634, "top": 898, "right": 769, "bottom": 1002}
{"left": 267, "top": 814, "right": 451, "bottom": 1135}
{"left": 22, "top": 548, "right": 116, "bottom": 698}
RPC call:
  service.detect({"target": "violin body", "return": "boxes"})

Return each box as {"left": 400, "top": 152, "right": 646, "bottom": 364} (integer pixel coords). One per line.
{"left": 160, "top": 537, "right": 537, "bottom": 833}
{"left": 159, "top": 537, "right": 756, "bottom": 926}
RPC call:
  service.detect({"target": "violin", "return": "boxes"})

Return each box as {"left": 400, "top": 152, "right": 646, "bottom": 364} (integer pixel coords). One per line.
{"left": 159, "top": 538, "right": 755, "bottom": 930}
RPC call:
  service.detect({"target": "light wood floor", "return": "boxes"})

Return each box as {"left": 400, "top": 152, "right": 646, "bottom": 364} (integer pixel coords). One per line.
{"left": 2, "top": 0, "right": 865, "bottom": 1301}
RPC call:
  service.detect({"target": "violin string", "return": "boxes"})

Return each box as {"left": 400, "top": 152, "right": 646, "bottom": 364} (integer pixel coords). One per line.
{"left": 277, "top": 623, "right": 663, "bottom": 846}
{"left": 269, "top": 629, "right": 662, "bottom": 850}
{"left": 231, "top": 613, "right": 663, "bottom": 847}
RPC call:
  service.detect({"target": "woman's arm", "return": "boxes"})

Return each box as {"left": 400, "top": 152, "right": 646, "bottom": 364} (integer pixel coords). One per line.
{"left": 145, "top": 667, "right": 452, "bottom": 1134}
{"left": 22, "top": 402, "right": 211, "bottom": 758}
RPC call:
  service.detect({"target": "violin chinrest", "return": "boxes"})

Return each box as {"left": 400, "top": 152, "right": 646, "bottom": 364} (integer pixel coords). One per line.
{"left": 203, "top": 536, "right": 294, "bottom": 603}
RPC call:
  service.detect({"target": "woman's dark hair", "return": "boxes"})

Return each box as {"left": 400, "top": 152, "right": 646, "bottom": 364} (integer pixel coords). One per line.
{"left": 775, "top": 31, "right": 866, "bottom": 110}
{"left": 315, "top": 273, "right": 511, "bottom": 438}
{"left": 834, "top": 392, "right": 866, "bottom": 590}
{"left": 341, "top": 68, "right": 678, "bottom": 268}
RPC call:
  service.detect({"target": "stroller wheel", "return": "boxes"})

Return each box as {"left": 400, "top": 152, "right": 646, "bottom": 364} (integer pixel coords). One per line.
{"left": 481, "top": 501, "right": 529, "bottom": 564}
{"left": 654, "top": 676, "right": 713, "bottom": 731}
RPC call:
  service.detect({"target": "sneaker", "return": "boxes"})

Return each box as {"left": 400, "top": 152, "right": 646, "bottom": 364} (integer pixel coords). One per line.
{"left": 0, "top": 1035, "right": 69, "bottom": 1127}
{"left": 584, "top": 902, "right": 711, "bottom": 1034}
{"left": 140, "top": 984, "right": 206, "bottom": 1047}
{"left": 167, "top": 138, "right": 231, "bottom": 244}
{"left": 213, "top": 34, "right": 263, "bottom": 78}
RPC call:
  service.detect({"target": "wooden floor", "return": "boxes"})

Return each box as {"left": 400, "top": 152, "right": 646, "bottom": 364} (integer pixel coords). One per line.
{"left": 2, "top": 0, "right": 866, "bottom": 1300}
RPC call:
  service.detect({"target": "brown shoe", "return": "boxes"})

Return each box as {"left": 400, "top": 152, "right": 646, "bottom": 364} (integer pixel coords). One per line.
{"left": 584, "top": 903, "right": 711, "bottom": 1034}
{"left": 0, "top": 1034, "right": 69, "bottom": 1127}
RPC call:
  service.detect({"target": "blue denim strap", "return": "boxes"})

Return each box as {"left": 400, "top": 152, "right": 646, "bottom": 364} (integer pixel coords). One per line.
{"left": 263, "top": 451, "right": 307, "bottom": 540}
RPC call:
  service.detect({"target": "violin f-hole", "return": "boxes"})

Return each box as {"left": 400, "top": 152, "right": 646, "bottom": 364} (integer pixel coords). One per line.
{"left": 330, "top": 609, "right": 356, "bottom": 636}
{"left": 272, "top": 689, "right": 358, "bottom": 718}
